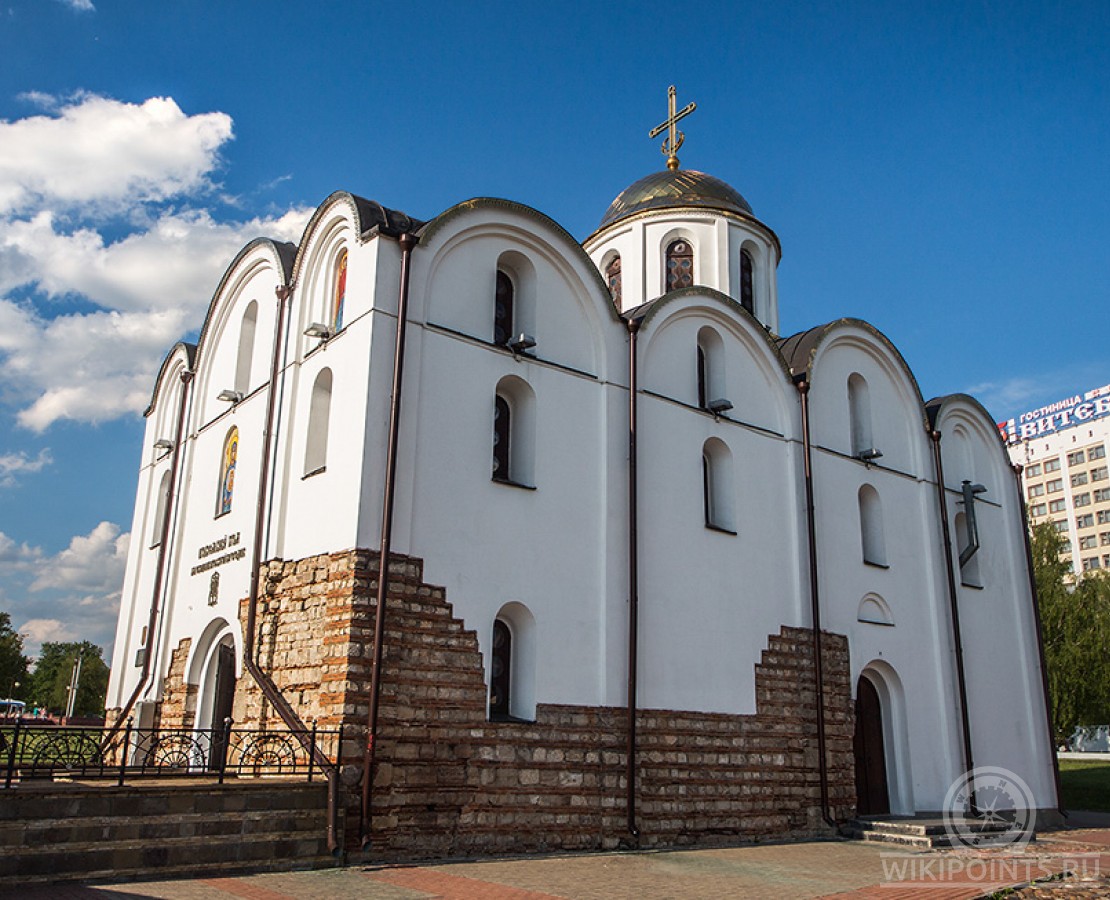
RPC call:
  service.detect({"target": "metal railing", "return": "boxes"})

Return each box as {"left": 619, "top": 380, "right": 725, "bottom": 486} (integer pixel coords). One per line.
{"left": 2, "top": 719, "right": 343, "bottom": 788}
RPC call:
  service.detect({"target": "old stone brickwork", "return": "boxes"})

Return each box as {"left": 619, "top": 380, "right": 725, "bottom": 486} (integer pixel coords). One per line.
{"left": 153, "top": 548, "right": 854, "bottom": 859}
{"left": 157, "top": 638, "right": 196, "bottom": 730}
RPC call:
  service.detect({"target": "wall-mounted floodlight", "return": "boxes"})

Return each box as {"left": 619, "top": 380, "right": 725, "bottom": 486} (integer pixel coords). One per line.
{"left": 858, "top": 447, "right": 884, "bottom": 463}
{"left": 304, "top": 323, "right": 332, "bottom": 340}
{"left": 217, "top": 389, "right": 244, "bottom": 404}
{"left": 707, "top": 398, "right": 733, "bottom": 418}
{"left": 508, "top": 333, "right": 537, "bottom": 355}
{"left": 153, "top": 438, "right": 174, "bottom": 454}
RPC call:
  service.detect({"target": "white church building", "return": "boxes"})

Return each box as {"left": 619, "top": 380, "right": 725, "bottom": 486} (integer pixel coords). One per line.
{"left": 107, "top": 101, "right": 1059, "bottom": 856}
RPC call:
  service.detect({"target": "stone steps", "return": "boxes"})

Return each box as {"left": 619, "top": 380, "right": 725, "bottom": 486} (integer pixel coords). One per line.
{"left": 842, "top": 815, "right": 1024, "bottom": 849}
{"left": 0, "top": 781, "right": 340, "bottom": 886}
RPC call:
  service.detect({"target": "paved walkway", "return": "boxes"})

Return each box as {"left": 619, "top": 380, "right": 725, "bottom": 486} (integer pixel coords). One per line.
{"left": 6, "top": 827, "right": 1109, "bottom": 899}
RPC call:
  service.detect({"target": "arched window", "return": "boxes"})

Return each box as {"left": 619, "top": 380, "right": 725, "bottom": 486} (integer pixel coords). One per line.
{"left": 304, "top": 368, "right": 332, "bottom": 477}
{"left": 150, "top": 470, "right": 171, "bottom": 548}
{"left": 494, "top": 270, "right": 514, "bottom": 346}
{"left": 234, "top": 301, "right": 257, "bottom": 396}
{"left": 217, "top": 426, "right": 238, "bottom": 517}
{"left": 492, "top": 376, "right": 536, "bottom": 487}
{"left": 702, "top": 437, "right": 735, "bottom": 533}
{"left": 859, "top": 484, "right": 887, "bottom": 566}
{"left": 489, "top": 618, "right": 512, "bottom": 719}
{"left": 696, "top": 326, "right": 725, "bottom": 411}
{"left": 848, "top": 373, "right": 874, "bottom": 457}
{"left": 605, "top": 254, "right": 622, "bottom": 307}
{"left": 740, "top": 248, "right": 755, "bottom": 314}
{"left": 331, "top": 250, "right": 348, "bottom": 332}
{"left": 665, "top": 239, "right": 694, "bottom": 291}
{"left": 955, "top": 512, "right": 982, "bottom": 587}
{"left": 492, "top": 394, "right": 511, "bottom": 481}
{"left": 488, "top": 602, "right": 536, "bottom": 721}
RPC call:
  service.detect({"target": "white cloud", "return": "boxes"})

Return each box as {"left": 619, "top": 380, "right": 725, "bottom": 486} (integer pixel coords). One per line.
{"left": 0, "top": 95, "right": 231, "bottom": 216}
{"left": 56, "top": 0, "right": 95, "bottom": 11}
{"left": 0, "top": 91, "right": 313, "bottom": 430}
{"left": 0, "top": 531, "right": 42, "bottom": 568}
{"left": 31, "top": 521, "right": 128, "bottom": 594}
{"left": 0, "top": 448, "right": 51, "bottom": 487}
{"left": 19, "top": 618, "right": 77, "bottom": 647}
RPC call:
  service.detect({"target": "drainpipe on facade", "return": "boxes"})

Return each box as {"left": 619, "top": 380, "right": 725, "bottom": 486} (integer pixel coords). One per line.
{"left": 794, "top": 377, "right": 835, "bottom": 827}
{"left": 361, "top": 232, "right": 419, "bottom": 850}
{"left": 242, "top": 282, "right": 340, "bottom": 856}
{"left": 101, "top": 367, "right": 194, "bottom": 752}
{"left": 928, "top": 430, "right": 977, "bottom": 814}
{"left": 625, "top": 317, "right": 641, "bottom": 838}
{"left": 1010, "top": 462, "right": 1067, "bottom": 819}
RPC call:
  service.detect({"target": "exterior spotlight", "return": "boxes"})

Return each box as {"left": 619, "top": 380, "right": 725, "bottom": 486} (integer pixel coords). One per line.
{"left": 508, "top": 333, "right": 537, "bottom": 355}
{"left": 707, "top": 398, "right": 733, "bottom": 416}
{"left": 858, "top": 448, "right": 884, "bottom": 462}
{"left": 304, "top": 323, "right": 332, "bottom": 340}
{"left": 153, "top": 438, "right": 174, "bottom": 454}
{"left": 217, "top": 389, "right": 244, "bottom": 404}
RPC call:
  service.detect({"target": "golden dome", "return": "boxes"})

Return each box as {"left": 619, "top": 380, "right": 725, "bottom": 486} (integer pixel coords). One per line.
{"left": 599, "top": 169, "right": 753, "bottom": 230}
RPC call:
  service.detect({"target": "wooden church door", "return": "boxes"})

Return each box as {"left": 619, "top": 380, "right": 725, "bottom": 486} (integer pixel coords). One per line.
{"left": 208, "top": 643, "right": 236, "bottom": 770}
{"left": 853, "top": 676, "right": 890, "bottom": 815}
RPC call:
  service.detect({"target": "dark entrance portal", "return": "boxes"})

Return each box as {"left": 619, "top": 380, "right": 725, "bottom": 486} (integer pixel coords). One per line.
{"left": 208, "top": 643, "right": 236, "bottom": 770}
{"left": 853, "top": 675, "right": 890, "bottom": 815}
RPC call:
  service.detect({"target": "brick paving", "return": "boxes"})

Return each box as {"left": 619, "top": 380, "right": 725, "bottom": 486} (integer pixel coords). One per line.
{"left": 3, "top": 828, "right": 1107, "bottom": 899}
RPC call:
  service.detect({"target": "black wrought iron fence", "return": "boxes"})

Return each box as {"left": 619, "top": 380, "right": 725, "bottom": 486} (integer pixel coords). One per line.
{"left": 2, "top": 719, "right": 342, "bottom": 788}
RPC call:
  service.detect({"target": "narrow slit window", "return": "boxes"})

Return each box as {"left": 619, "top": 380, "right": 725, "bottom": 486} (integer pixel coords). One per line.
{"left": 489, "top": 619, "right": 512, "bottom": 719}
{"left": 740, "top": 249, "right": 754, "bottom": 314}
{"left": 494, "top": 270, "right": 514, "bottom": 346}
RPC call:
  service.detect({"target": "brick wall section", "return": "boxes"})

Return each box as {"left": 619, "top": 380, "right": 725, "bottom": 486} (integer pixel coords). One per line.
{"left": 158, "top": 638, "right": 196, "bottom": 730}
{"left": 155, "top": 548, "right": 854, "bottom": 860}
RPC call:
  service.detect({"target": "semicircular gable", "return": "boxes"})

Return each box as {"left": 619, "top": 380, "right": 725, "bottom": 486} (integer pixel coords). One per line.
{"left": 800, "top": 320, "right": 930, "bottom": 473}
{"left": 635, "top": 290, "right": 793, "bottom": 435}
{"left": 144, "top": 341, "right": 196, "bottom": 418}
{"left": 926, "top": 393, "right": 1015, "bottom": 495}
{"left": 192, "top": 239, "right": 293, "bottom": 427}
{"left": 418, "top": 200, "right": 620, "bottom": 381}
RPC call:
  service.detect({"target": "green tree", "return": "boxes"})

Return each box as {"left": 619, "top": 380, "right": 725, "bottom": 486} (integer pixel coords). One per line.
{"left": 0, "top": 612, "right": 31, "bottom": 701}
{"left": 28, "top": 641, "right": 110, "bottom": 717}
{"left": 1033, "top": 522, "right": 1110, "bottom": 745}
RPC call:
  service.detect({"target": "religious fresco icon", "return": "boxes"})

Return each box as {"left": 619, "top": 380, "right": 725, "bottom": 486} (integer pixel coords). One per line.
{"left": 218, "top": 426, "right": 238, "bottom": 516}
{"left": 332, "top": 249, "right": 347, "bottom": 332}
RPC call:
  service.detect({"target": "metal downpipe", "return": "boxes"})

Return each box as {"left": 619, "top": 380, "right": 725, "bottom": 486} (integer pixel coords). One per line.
{"left": 794, "top": 378, "right": 834, "bottom": 826}
{"left": 101, "top": 367, "right": 193, "bottom": 751}
{"left": 625, "top": 318, "right": 641, "bottom": 838}
{"left": 1010, "top": 462, "right": 1066, "bottom": 819}
{"left": 361, "top": 232, "right": 419, "bottom": 850}
{"left": 929, "top": 430, "right": 976, "bottom": 811}
{"left": 242, "top": 282, "right": 340, "bottom": 855}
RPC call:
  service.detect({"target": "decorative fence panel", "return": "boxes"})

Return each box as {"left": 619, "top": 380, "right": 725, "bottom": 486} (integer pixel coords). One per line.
{"left": 2, "top": 720, "right": 341, "bottom": 787}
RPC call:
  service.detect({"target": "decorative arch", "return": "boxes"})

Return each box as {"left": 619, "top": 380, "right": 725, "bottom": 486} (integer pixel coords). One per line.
{"left": 493, "top": 374, "right": 537, "bottom": 487}
{"left": 297, "top": 214, "right": 352, "bottom": 351}
{"left": 304, "top": 368, "right": 332, "bottom": 477}
{"left": 489, "top": 601, "right": 537, "bottom": 721}
{"left": 186, "top": 618, "right": 239, "bottom": 740}
{"left": 857, "top": 593, "right": 894, "bottom": 626}
{"left": 702, "top": 436, "right": 736, "bottom": 532}
{"left": 696, "top": 325, "right": 726, "bottom": 410}
{"left": 233, "top": 300, "right": 258, "bottom": 396}
{"left": 856, "top": 660, "right": 914, "bottom": 815}
{"left": 858, "top": 483, "right": 887, "bottom": 566}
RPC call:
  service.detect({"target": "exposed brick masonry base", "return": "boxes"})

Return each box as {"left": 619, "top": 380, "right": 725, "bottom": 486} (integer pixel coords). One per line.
{"left": 148, "top": 549, "right": 855, "bottom": 860}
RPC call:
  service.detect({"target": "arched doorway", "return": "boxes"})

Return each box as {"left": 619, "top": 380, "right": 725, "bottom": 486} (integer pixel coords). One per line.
{"left": 854, "top": 675, "right": 890, "bottom": 815}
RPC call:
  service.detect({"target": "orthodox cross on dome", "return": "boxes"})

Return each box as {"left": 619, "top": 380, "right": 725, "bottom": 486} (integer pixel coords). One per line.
{"left": 649, "top": 85, "right": 696, "bottom": 171}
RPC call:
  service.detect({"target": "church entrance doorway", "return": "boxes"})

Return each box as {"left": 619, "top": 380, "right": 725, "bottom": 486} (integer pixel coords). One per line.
{"left": 207, "top": 642, "right": 236, "bottom": 771}
{"left": 853, "top": 675, "right": 890, "bottom": 815}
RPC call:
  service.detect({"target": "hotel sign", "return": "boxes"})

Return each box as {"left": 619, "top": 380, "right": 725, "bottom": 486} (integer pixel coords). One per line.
{"left": 998, "top": 383, "right": 1110, "bottom": 444}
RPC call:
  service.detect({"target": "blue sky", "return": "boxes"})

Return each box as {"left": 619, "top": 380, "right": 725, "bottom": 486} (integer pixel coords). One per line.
{"left": 0, "top": 0, "right": 1107, "bottom": 658}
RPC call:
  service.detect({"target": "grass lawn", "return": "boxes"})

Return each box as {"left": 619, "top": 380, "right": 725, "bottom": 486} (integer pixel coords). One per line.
{"left": 1058, "top": 758, "right": 1110, "bottom": 812}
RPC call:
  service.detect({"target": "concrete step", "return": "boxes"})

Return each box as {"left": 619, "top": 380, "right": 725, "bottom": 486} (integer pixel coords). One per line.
{"left": 843, "top": 816, "right": 1026, "bottom": 849}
